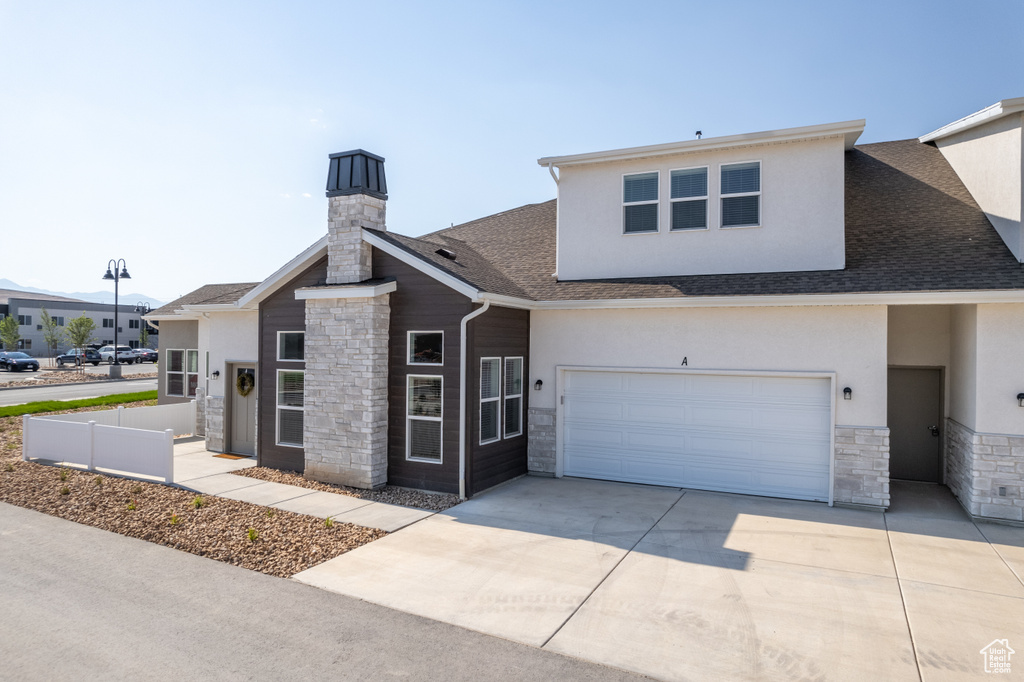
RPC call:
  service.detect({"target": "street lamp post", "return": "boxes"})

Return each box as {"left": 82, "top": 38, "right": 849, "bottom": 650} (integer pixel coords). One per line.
{"left": 103, "top": 259, "right": 131, "bottom": 378}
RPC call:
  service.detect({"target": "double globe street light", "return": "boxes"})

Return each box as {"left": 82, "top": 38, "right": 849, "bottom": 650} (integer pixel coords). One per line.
{"left": 102, "top": 259, "right": 130, "bottom": 378}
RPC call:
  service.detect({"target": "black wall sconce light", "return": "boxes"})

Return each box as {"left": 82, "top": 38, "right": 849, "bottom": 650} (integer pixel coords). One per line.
{"left": 843, "top": 387, "right": 852, "bottom": 401}
{"left": 212, "top": 370, "right": 221, "bottom": 379}
{"left": 1017, "top": 393, "right": 1024, "bottom": 407}
{"left": 534, "top": 379, "right": 543, "bottom": 391}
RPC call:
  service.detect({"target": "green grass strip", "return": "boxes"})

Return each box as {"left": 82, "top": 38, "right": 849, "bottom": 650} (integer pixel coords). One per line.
{"left": 0, "top": 390, "right": 158, "bottom": 418}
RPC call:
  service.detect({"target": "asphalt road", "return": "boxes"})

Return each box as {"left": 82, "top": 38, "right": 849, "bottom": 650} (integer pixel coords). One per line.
{"left": 0, "top": 378, "right": 157, "bottom": 406}
{"left": 0, "top": 503, "right": 639, "bottom": 682}
{"left": 0, "top": 361, "right": 156, "bottom": 383}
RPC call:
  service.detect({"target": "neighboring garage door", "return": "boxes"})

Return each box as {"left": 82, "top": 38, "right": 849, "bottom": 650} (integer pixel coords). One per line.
{"left": 562, "top": 370, "right": 832, "bottom": 502}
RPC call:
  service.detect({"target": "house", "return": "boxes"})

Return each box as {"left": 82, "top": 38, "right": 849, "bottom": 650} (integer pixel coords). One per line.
{"left": 149, "top": 98, "right": 1024, "bottom": 522}
{"left": 0, "top": 288, "right": 155, "bottom": 356}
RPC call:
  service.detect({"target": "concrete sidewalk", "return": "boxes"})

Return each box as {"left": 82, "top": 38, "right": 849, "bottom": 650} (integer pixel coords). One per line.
{"left": 172, "top": 438, "right": 435, "bottom": 532}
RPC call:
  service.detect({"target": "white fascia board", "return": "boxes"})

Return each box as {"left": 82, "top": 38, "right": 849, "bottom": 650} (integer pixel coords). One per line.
{"left": 920, "top": 97, "right": 1024, "bottom": 143}
{"left": 362, "top": 231, "right": 481, "bottom": 300}
{"left": 295, "top": 280, "right": 398, "bottom": 300}
{"left": 479, "top": 293, "right": 536, "bottom": 310}
{"left": 235, "top": 236, "right": 329, "bottom": 309}
{"left": 180, "top": 304, "right": 247, "bottom": 313}
{"left": 529, "top": 289, "right": 1024, "bottom": 309}
{"left": 144, "top": 312, "right": 201, "bottom": 321}
{"left": 538, "top": 120, "right": 866, "bottom": 168}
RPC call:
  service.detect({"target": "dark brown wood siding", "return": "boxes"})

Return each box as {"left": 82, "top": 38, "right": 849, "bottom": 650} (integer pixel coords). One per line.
{"left": 467, "top": 305, "right": 530, "bottom": 496}
{"left": 374, "top": 250, "right": 472, "bottom": 494}
{"left": 257, "top": 256, "right": 327, "bottom": 472}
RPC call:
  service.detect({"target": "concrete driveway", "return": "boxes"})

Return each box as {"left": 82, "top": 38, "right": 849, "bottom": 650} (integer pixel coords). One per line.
{"left": 295, "top": 477, "right": 1024, "bottom": 681}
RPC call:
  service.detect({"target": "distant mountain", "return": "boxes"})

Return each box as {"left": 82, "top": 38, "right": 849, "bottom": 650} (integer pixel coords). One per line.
{"left": 0, "top": 278, "right": 166, "bottom": 309}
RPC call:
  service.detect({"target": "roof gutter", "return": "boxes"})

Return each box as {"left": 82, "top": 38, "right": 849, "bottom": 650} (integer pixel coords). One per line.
{"left": 458, "top": 297, "right": 490, "bottom": 500}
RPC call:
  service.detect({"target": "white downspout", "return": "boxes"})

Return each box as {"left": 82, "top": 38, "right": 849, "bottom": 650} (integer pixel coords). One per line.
{"left": 459, "top": 298, "right": 490, "bottom": 499}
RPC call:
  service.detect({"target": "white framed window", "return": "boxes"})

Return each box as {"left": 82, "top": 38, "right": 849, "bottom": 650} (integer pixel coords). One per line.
{"left": 408, "top": 331, "right": 443, "bottom": 365}
{"left": 503, "top": 357, "right": 523, "bottom": 438}
{"left": 53, "top": 316, "right": 64, "bottom": 326}
{"left": 623, "top": 171, "right": 659, "bottom": 234}
{"left": 480, "top": 357, "right": 501, "bottom": 444}
{"left": 17, "top": 315, "right": 31, "bottom": 326}
{"left": 277, "top": 331, "right": 304, "bottom": 362}
{"left": 166, "top": 349, "right": 184, "bottom": 397}
{"left": 670, "top": 166, "right": 708, "bottom": 231}
{"left": 407, "top": 375, "right": 442, "bottom": 462}
{"left": 721, "top": 161, "right": 761, "bottom": 228}
{"left": 186, "top": 349, "right": 199, "bottom": 398}
{"left": 276, "top": 370, "right": 304, "bottom": 447}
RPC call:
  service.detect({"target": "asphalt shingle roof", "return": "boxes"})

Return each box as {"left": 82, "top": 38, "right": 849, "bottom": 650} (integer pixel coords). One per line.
{"left": 381, "top": 139, "right": 1024, "bottom": 301}
{"left": 148, "top": 282, "right": 259, "bottom": 316}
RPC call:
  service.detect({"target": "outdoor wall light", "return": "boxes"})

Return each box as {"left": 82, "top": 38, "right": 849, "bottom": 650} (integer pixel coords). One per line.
{"left": 843, "top": 387, "right": 852, "bottom": 401}
{"left": 212, "top": 371, "right": 221, "bottom": 379}
{"left": 1017, "top": 393, "right": 1024, "bottom": 407}
{"left": 534, "top": 379, "right": 543, "bottom": 391}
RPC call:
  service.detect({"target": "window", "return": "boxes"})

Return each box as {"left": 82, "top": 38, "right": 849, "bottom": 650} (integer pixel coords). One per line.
{"left": 186, "top": 350, "right": 199, "bottom": 398}
{"left": 408, "top": 331, "right": 443, "bottom": 365}
{"left": 670, "top": 167, "right": 708, "bottom": 230}
{"left": 102, "top": 318, "right": 113, "bottom": 328}
{"left": 17, "top": 339, "right": 31, "bottom": 350}
{"left": 278, "top": 331, "right": 304, "bottom": 361}
{"left": 53, "top": 316, "right": 64, "bottom": 326}
{"left": 166, "top": 350, "right": 184, "bottom": 396}
{"left": 503, "top": 357, "right": 523, "bottom": 438}
{"left": 480, "top": 358, "right": 501, "bottom": 444}
{"left": 36, "top": 324, "right": 42, "bottom": 331}
{"left": 721, "top": 161, "right": 760, "bottom": 228}
{"left": 129, "top": 319, "right": 139, "bottom": 329}
{"left": 129, "top": 340, "right": 139, "bottom": 349}
{"left": 407, "top": 375, "right": 442, "bottom": 461}
{"left": 623, "top": 172, "right": 659, "bottom": 234}
{"left": 17, "top": 315, "right": 31, "bottom": 326}
{"left": 277, "top": 370, "right": 304, "bottom": 447}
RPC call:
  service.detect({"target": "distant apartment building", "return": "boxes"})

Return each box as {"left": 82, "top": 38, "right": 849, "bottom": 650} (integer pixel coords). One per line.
{"left": 0, "top": 289, "right": 157, "bottom": 357}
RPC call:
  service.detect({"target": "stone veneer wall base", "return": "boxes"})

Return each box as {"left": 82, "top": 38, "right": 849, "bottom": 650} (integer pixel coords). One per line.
{"left": 833, "top": 426, "right": 890, "bottom": 509}
{"left": 945, "top": 418, "right": 1024, "bottom": 522}
{"left": 527, "top": 407, "right": 556, "bottom": 475}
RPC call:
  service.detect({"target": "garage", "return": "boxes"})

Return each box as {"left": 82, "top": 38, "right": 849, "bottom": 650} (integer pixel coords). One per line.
{"left": 561, "top": 369, "right": 833, "bottom": 502}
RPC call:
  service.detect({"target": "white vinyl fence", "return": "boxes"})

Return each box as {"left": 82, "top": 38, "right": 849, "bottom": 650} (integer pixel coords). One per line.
{"left": 22, "top": 401, "right": 196, "bottom": 483}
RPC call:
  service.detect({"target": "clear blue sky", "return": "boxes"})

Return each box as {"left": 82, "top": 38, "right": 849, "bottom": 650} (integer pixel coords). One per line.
{"left": 2, "top": 1, "right": 1022, "bottom": 303}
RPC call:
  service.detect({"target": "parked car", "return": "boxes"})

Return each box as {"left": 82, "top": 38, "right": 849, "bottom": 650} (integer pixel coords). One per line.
{"left": 56, "top": 348, "right": 102, "bottom": 367}
{"left": 97, "top": 345, "right": 136, "bottom": 364}
{"left": 0, "top": 351, "right": 40, "bottom": 372}
{"left": 133, "top": 348, "right": 158, "bottom": 363}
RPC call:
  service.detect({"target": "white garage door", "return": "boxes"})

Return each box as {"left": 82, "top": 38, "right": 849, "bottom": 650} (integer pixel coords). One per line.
{"left": 562, "top": 370, "right": 832, "bottom": 502}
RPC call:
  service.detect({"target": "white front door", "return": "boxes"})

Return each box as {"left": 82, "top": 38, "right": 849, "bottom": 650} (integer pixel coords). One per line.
{"left": 562, "top": 370, "right": 832, "bottom": 502}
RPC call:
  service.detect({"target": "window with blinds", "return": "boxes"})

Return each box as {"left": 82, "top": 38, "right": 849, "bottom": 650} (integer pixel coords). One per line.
{"left": 623, "top": 172, "right": 659, "bottom": 234}
{"left": 670, "top": 167, "right": 708, "bottom": 230}
{"left": 504, "top": 357, "right": 523, "bottom": 437}
{"left": 186, "top": 349, "right": 199, "bottom": 398}
{"left": 407, "top": 375, "right": 442, "bottom": 461}
{"left": 277, "top": 370, "right": 304, "bottom": 447}
{"left": 480, "top": 357, "right": 501, "bottom": 444}
{"left": 166, "top": 349, "right": 184, "bottom": 397}
{"left": 721, "top": 161, "right": 760, "bottom": 228}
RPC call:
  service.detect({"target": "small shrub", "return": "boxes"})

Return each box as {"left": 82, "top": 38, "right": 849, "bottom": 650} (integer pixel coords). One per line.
{"left": 59, "top": 485, "right": 70, "bottom": 495}
{"left": 59, "top": 468, "right": 68, "bottom": 481}
{"left": 130, "top": 485, "right": 142, "bottom": 495}
{"left": 169, "top": 513, "right": 179, "bottom": 526}
{"left": 3, "top": 462, "right": 13, "bottom": 472}
{"left": 192, "top": 496, "right": 204, "bottom": 509}
{"left": 324, "top": 517, "right": 334, "bottom": 528}
{"left": 93, "top": 475, "right": 103, "bottom": 486}
{"left": 247, "top": 527, "right": 258, "bottom": 543}
{"left": 127, "top": 500, "right": 137, "bottom": 511}
{"left": 265, "top": 508, "right": 275, "bottom": 518}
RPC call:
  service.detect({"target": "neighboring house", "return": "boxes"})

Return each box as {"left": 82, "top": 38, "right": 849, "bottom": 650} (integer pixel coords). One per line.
{"left": 149, "top": 98, "right": 1024, "bottom": 522}
{"left": 0, "top": 289, "right": 155, "bottom": 356}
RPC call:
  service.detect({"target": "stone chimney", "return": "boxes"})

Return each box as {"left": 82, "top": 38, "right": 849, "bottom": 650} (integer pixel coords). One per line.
{"left": 325, "top": 150, "right": 388, "bottom": 284}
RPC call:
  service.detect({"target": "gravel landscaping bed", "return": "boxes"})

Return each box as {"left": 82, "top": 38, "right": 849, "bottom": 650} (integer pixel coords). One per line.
{"left": 0, "top": 407, "right": 386, "bottom": 578}
{"left": 233, "top": 467, "right": 462, "bottom": 512}
{"left": 0, "top": 371, "right": 158, "bottom": 386}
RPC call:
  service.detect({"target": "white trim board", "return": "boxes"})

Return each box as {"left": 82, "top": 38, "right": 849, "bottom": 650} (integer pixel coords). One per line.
{"left": 295, "top": 280, "right": 397, "bottom": 300}
{"left": 237, "top": 237, "right": 329, "bottom": 309}
{"left": 362, "top": 231, "right": 481, "bottom": 301}
{"left": 919, "top": 97, "right": 1024, "bottom": 143}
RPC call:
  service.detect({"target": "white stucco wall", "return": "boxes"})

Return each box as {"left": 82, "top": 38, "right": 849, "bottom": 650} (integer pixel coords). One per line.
{"left": 974, "top": 303, "right": 1024, "bottom": 435}
{"left": 530, "top": 305, "right": 887, "bottom": 426}
{"left": 197, "top": 311, "right": 259, "bottom": 399}
{"left": 887, "top": 305, "right": 952, "bottom": 417}
{"left": 554, "top": 136, "right": 847, "bottom": 280}
{"left": 935, "top": 113, "right": 1024, "bottom": 261}
{"left": 949, "top": 304, "right": 978, "bottom": 430}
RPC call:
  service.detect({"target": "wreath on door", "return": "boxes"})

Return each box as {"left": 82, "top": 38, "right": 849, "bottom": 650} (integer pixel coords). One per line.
{"left": 236, "top": 372, "right": 255, "bottom": 397}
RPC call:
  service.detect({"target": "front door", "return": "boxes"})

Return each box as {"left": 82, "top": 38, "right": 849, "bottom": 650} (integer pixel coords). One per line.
{"left": 230, "top": 364, "right": 257, "bottom": 456}
{"left": 888, "top": 368, "right": 942, "bottom": 482}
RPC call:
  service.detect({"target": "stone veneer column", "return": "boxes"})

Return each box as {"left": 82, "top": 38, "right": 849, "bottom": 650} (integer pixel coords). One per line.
{"left": 833, "top": 426, "right": 891, "bottom": 509}
{"left": 194, "top": 386, "right": 207, "bottom": 437}
{"left": 326, "top": 194, "right": 385, "bottom": 285}
{"left": 303, "top": 294, "right": 390, "bottom": 489}
{"left": 945, "top": 418, "right": 1024, "bottom": 522}
{"left": 527, "top": 407, "right": 557, "bottom": 475}
{"left": 205, "top": 395, "right": 225, "bottom": 453}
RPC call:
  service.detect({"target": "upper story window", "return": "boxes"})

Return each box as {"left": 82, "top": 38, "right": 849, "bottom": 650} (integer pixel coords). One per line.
{"left": 102, "top": 318, "right": 114, "bottom": 328}
{"left": 129, "top": 319, "right": 139, "bottom": 329}
{"left": 408, "top": 331, "right": 443, "bottom": 365}
{"left": 17, "top": 315, "right": 31, "bottom": 326}
{"left": 721, "top": 161, "right": 761, "bottom": 228}
{"left": 278, "top": 331, "right": 304, "bottom": 361}
{"left": 623, "top": 172, "right": 659, "bottom": 234}
{"left": 670, "top": 167, "right": 708, "bottom": 230}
